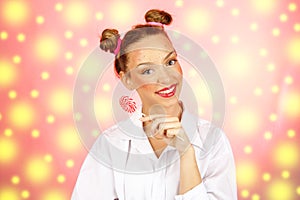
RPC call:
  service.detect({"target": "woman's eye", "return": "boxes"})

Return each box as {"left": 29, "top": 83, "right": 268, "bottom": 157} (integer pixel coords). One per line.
{"left": 167, "top": 59, "right": 177, "bottom": 66}
{"left": 142, "top": 69, "right": 154, "bottom": 75}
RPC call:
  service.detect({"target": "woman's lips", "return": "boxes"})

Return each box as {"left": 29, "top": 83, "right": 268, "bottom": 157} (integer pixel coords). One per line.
{"left": 155, "top": 84, "right": 177, "bottom": 98}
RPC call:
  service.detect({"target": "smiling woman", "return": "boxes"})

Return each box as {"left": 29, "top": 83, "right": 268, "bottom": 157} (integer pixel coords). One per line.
{"left": 71, "top": 9, "right": 237, "bottom": 200}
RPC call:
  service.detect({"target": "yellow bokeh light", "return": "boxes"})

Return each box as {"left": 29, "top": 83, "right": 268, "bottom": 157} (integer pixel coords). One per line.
{"left": 259, "top": 48, "right": 268, "bottom": 56}
{"left": 31, "top": 129, "right": 40, "bottom": 138}
{"left": 281, "top": 170, "right": 290, "bottom": 179}
{"left": 236, "top": 160, "right": 259, "bottom": 187}
{"left": 48, "top": 88, "right": 72, "bottom": 115}
{"left": 211, "top": 35, "right": 220, "bottom": 44}
{"left": 102, "top": 83, "right": 111, "bottom": 92}
{"left": 64, "top": 31, "right": 73, "bottom": 39}
{"left": 0, "top": 60, "right": 18, "bottom": 88}
{"left": 64, "top": 2, "right": 91, "bottom": 27}
{"left": 262, "top": 172, "right": 271, "bottom": 182}
{"left": 36, "top": 16, "right": 45, "bottom": 24}
{"left": 21, "top": 190, "right": 30, "bottom": 199}
{"left": 17, "top": 33, "right": 26, "bottom": 42}
{"left": 46, "top": 115, "right": 55, "bottom": 124}
{"left": 95, "top": 96, "right": 113, "bottom": 122}
{"left": 269, "top": 113, "right": 277, "bottom": 122}
{"left": 57, "top": 174, "right": 66, "bottom": 183}
{"left": 279, "top": 14, "right": 288, "bottom": 22}
{"left": 244, "top": 145, "right": 253, "bottom": 154}
{"left": 13, "top": 55, "right": 21, "bottom": 64}
{"left": 271, "top": 85, "right": 279, "bottom": 94}
{"left": 280, "top": 90, "right": 300, "bottom": 118}
{"left": 231, "top": 36, "right": 239, "bottom": 44}
{"left": 25, "top": 157, "right": 52, "bottom": 184}
{"left": 4, "top": 128, "right": 13, "bottom": 137}
{"left": 8, "top": 101, "right": 36, "bottom": 129}
{"left": 272, "top": 28, "right": 280, "bottom": 36}
{"left": 266, "top": 180, "right": 293, "bottom": 200}
{"left": 241, "top": 189, "right": 249, "bottom": 198}
{"left": 0, "top": 187, "right": 19, "bottom": 200}
{"left": 294, "top": 23, "right": 300, "bottom": 32}
{"left": 273, "top": 142, "right": 299, "bottom": 169}
{"left": 288, "top": 3, "right": 297, "bottom": 12}
{"left": 284, "top": 76, "right": 293, "bottom": 84}
{"left": 66, "top": 159, "right": 74, "bottom": 168}
{"left": 41, "top": 71, "right": 50, "bottom": 80}
{"left": 42, "top": 190, "right": 67, "bottom": 200}
{"left": 175, "top": 0, "right": 184, "bottom": 7}
{"left": 232, "top": 107, "right": 261, "bottom": 137}
{"left": 65, "top": 51, "right": 73, "bottom": 60}
{"left": 264, "top": 131, "right": 272, "bottom": 140}
{"left": 286, "top": 37, "right": 300, "bottom": 64}
{"left": 109, "top": 1, "right": 134, "bottom": 25}
{"left": 216, "top": 0, "right": 224, "bottom": 7}
{"left": 2, "top": 1, "right": 30, "bottom": 26}
{"left": 57, "top": 125, "right": 82, "bottom": 153}
{"left": 8, "top": 90, "right": 17, "bottom": 99}
{"left": 224, "top": 51, "right": 252, "bottom": 79}
{"left": 252, "top": 194, "right": 260, "bottom": 200}
{"left": 185, "top": 9, "right": 212, "bottom": 34}
{"left": 231, "top": 8, "right": 240, "bottom": 16}
{"left": 287, "top": 129, "right": 296, "bottom": 138}
{"left": 11, "top": 175, "right": 20, "bottom": 184}
{"left": 65, "top": 66, "right": 74, "bottom": 75}
{"left": 0, "top": 137, "right": 18, "bottom": 164}
{"left": 55, "top": 3, "right": 63, "bottom": 11}
{"left": 1, "top": 31, "right": 8, "bottom": 40}
{"left": 251, "top": 0, "right": 279, "bottom": 14}
{"left": 44, "top": 154, "right": 53, "bottom": 163}
{"left": 30, "top": 89, "right": 39, "bottom": 98}
{"left": 35, "top": 35, "right": 61, "bottom": 62}
{"left": 297, "top": 186, "right": 300, "bottom": 195}
{"left": 254, "top": 87, "right": 262, "bottom": 96}
{"left": 250, "top": 23, "right": 258, "bottom": 31}
{"left": 95, "top": 12, "right": 104, "bottom": 20}
{"left": 230, "top": 96, "right": 237, "bottom": 104}
{"left": 267, "top": 63, "right": 275, "bottom": 71}
{"left": 79, "top": 38, "right": 88, "bottom": 47}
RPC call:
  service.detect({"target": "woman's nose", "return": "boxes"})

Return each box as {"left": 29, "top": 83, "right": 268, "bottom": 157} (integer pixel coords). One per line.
{"left": 157, "top": 66, "right": 172, "bottom": 85}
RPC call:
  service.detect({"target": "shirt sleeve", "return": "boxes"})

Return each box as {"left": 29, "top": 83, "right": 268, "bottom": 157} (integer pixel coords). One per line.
{"left": 174, "top": 130, "right": 238, "bottom": 200}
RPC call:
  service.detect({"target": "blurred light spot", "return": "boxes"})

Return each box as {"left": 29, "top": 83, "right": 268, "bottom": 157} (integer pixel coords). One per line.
{"left": 109, "top": 2, "right": 134, "bottom": 24}
{"left": 31, "top": 129, "right": 40, "bottom": 138}
{"left": 251, "top": 0, "right": 279, "bottom": 14}
{"left": 46, "top": 115, "right": 55, "bottom": 124}
{"left": 35, "top": 35, "right": 61, "bottom": 62}
{"left": 188, "top": 68, "right": 197, "bottom": 77}
{"left": 288, "top": 3, "right": 297, "bottom": 11}
{"left": 272, "top": 28, "right": 280, "bottom": 36}
{"left": 48, "top": 88, "right": 72, "bottom": 115}
{"left": 287, "top": 129, "right": 296, "bottom": 138}
{"left": 65, "top": 66, "right": 74, "bottom": 75}
{"left": 264, "top": 131, "right": 272, "bottom": 140}
{"left": 11, "top": 175, "right": 20, "bottom": 184}
{"left": 2, "top": 1, "right": 30, "bottom": 26}
{"left": 36, "top": 16, "right": 45, "bottom": 24}
{"left": 79, "top": 38, "right": 88, "bottom": 47}
{"left": 269, "top": 113, "right": 277, "bottom": 122}
{"left": 262, "top": 172, "right": 271, "bottom": 181}
{"left": 216, "top": 0, "right": 224, "bottom": 7}
{"left": 21, "top": 190, "right": 30, "bottom": 199}
{"left": 250, "top": 23, "right": 258, "bottom": 31}
{"left": 280, "top": 90, "right": 300, "bottom": 117}
{"left": 252, "top": 194, "right": 260, "bottom": 200}
{"left": 230, "top": 96, "right": 237, "bottom": 104}
{"left": 232, "top": 107, "right": 261, "bottom": 137}
{"left": 279, "top": 14, "right": 288, "bottom": 22}
{"left": 231, "top": 8, "right": 240, "bottom": 16}
{"left": 267, "top": 180, "right": 293, "bottom": 200}
{"left": 231, "top": 35, "right": 239, "bottom": 44}
{"left": 66, "top": 159, "right": 74, "bottom": 168}
{"left": 281, "top": 170, "right": 290, "bottom": 179}
{"left": 65, "top": 51, "right": 73, "bottom": 60}
{"left": 8, "top": 101, "right": 36, "bottom": 129}
{"left": 297, "top": 186, "right": 300, "bottom": 195}
{"left": 95, "top": 96, "right": 112, "bottom": 123}
{"left": 57, "top": 125, "right": 81, "bottom": 153}
{"left": 0, "top": 60, "right": 18, "bottom": 88}
{"left": 17, "top": 33, "right": 26, "bottom": 42}
{"left": 237, "top": 160, "right": 258, "bottom": 187}
{"left": 271, "top": 85, "right": 279, "bottom": 94}
{"left": 41, "top": 71, "right": 50, "bottom": 80}
{"left": 284, "top": 75, "right": 293, "bottom": 84}
{"left": 42, "top": 190, "right": 66, "bottom": 200}
{"left": 273, "top": 142, "right": 299, "bottom": 169}
{"left": 294, "top": 23, "right": 300, "bottom": 32}
{"left": 0, "top": 137, "right": 18, "bottom": 164}
{"left": 175, "top": 0, "right": 184, "bottom": 7}
{"left": 1, "top": 31, "right": 8, "bottom": 40}
{"left": 44, "top": 154, "right": 53, "bottom": 163}
{"left": 57, "top": 174, "right": 66, "bottom": 183}
{"left": 241, "top": 189, "right": 249, "bottom": 198}
{"left": 254, "top": 87, "right": 262, "bottom": 96}
{"left": 102, "top": 83, "right": 111, "bottom": 92}
{"left": 8, "top": 90, "right": 17, "bottom": 99}
{"left": 95, "top": 12, "right": 104, "bottom": 20}
{"left": 55, "top": 3, "right": 63, "bottom": 11}
{"left": 259, "top": 48, "right": 268, "bottom": 56}
{"left": 0, "top": 187, "right": 19, "bottom": 200}
{"left": 30, "top": 89, "right": 39, "bottom": 98}
{"left": 64, "top": 2, "right": 91, "bottom": 27}
{"left": 224, "top": 52, "right": 252, "bottom": 78}
{"left": 267, "top": 63, "right": 275, "bottom": 71}
{"left": 244, "top": 145, "right": 253, "bottom": 154}
{"left": 12, "top": 55, "right": 21, "bottom": 64}
{"left": 64, "top": 31, "right": 73, "bottom": 39}
{"left": 4, "top": 128, "right": 13, "bottom": 137}
{"left": 185, "top": 8, "right": 212, "bottom": 34}
{"left": 211, "top": 35, "right": 220, "bottom": 44}
{"left": 286, "top": 37, "right": 300, "bottom": 64}
{"left": 25, "top": 157, "right": 52, "bottom": 184}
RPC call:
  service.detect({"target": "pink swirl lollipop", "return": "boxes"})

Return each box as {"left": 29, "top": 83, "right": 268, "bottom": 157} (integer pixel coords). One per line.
{"left": 119, "top": 96, "right": 137, "bottom": 113}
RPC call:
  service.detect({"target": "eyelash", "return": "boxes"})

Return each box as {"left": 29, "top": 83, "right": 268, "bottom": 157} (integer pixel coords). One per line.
{"left": 142, "top": 68, "right": 154, "bottom": 75}
{"left": 166, "top": 58, "right": 178, "bottom": 66}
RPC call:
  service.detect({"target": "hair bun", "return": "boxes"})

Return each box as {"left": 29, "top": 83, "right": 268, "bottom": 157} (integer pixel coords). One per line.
{"left": 99, "top": 29, "right": 120, "bottom": 53}
{"left": 145, "top": 9, "right": 172, "bottom": 25}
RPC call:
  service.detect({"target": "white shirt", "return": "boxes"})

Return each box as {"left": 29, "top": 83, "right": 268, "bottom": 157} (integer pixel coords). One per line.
{"left": 71, "top": 108, "right": 237, "bottom": 200}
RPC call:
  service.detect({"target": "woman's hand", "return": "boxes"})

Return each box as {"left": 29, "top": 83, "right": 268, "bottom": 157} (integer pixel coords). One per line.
{"left": 140, "top": 114, "right": 191, "bottom": 153}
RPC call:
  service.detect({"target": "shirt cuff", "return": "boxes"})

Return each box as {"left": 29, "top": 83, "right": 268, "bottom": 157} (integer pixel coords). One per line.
{"left": 174, "top": 183, "right": 209, "bottom": 200}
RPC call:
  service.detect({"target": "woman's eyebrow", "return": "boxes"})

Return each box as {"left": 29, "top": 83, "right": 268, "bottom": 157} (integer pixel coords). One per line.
{"left": 163, "top": 50, "right": 176, "bottom": 62}
{"left": 136, "top": 51, "right": 176, "bottom": 68}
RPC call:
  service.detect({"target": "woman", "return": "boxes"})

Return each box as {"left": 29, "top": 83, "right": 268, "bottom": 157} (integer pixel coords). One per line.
{"left": 72, "top": 9, "right": 237, "bottom": 200}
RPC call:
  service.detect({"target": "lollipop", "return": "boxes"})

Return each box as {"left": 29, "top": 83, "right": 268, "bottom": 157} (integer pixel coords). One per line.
{"left": 119, "top": 96, "right": 137, "bottom": 113}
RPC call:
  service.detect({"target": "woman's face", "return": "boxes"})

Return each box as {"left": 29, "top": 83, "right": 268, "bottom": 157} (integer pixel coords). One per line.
{"left": 120, "top": 34, "right": 183, "bottom": 110}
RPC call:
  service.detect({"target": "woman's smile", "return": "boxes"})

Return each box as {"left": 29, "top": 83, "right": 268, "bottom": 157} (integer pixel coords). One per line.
{"left": 155, "top": 84, "right": 177, "bottom": 98}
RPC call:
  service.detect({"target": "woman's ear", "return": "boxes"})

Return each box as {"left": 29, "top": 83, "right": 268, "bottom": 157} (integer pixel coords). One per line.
{"left": 119, "top": 71, "right": 134, "bottom": 90}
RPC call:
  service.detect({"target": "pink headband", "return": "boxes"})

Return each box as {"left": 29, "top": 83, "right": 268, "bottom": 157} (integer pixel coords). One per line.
{"left": 147, "top": 21, "right": 164, "bottom": 27}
